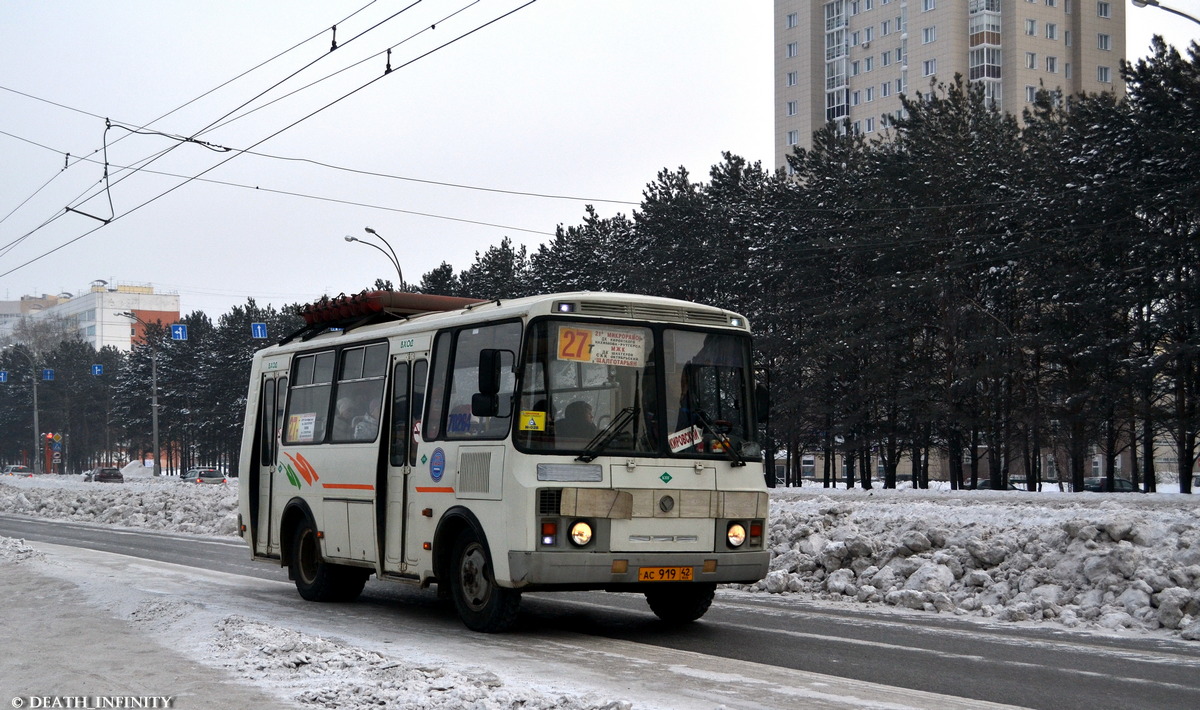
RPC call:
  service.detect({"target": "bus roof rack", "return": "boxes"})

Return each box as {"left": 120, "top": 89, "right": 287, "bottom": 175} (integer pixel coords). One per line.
{"left": 280, "top": 290, "right": 486, "bottom": 344}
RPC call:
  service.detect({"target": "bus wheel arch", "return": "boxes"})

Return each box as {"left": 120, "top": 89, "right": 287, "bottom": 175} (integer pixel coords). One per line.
{"left": 432, "top": 507, "right": 484, "bottom": 587}
{"left": 279, "top": 498, "right": 315, "bottom": 571}
{"left": 281, "top": 499, "right": 368, "bottom": 603}
{"left": 434, "top": 508, "right": 520, "bottom": 633}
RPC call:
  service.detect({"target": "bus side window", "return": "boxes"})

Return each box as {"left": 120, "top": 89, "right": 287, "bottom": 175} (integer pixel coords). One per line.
{"left": 332, "top": 343, "right": 388, "bottom": 442}
{"left": 284, "top": 351, "right": 334, "bottom": 444}
{"left": 410, "top": 360, "right": 427, "bottom": 466}
{"left": 446, "top": 322, "right": 522, "bottom": 440}
{"left": 276, "top": 376, "right": 288, "bottom": 440}
{"left": 390, "top": 362, "right": 410, "bottom": 467}
{"left": 424, "top": 333, "right": 452, "bottom": 441}
{"left": 259, "top": 378, "right": 276, "bottom": 466}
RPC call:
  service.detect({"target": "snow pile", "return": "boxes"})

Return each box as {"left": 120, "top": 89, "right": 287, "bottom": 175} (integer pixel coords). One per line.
{"left": 197, "top": 615, "right": 631, "bottom": 710}
{"left": 745, "top": 488, "right": 1200, "bottom": 640}
{"left": 3, "top": 475, "right": 1200, "bottom": 640}
{"left": 0, "top": 535, "right": 42, "bottom": 564}
{"left": 0, "top": 474, "right": 238, "bottom": 536}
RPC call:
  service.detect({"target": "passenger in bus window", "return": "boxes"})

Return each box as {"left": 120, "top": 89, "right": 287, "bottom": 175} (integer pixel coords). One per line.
{"left": 675, "top": 372, "right": 698, "bottom": 430}
{"left": 333, "top": 397, "right": 358, "bottom": 440}
{"left": 354, "top": 398, "right": 381, "bottom": 440}
{"left": 557, "top": 400, "right": 597, "bottom": 440}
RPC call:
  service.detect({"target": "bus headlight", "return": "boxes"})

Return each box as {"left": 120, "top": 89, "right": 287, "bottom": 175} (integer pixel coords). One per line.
{"left": 569, "top": 520, "right": 593, "bottom": 547}
{"left": 727, "top": 522, "right": 747, "bottom": 548}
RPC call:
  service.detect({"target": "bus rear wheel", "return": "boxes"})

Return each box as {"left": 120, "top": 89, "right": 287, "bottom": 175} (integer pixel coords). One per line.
{"left": 645, "top": 583, "right": 716, "bottom": 624}
{"left": 290, "top": 520, "right": 368, "bottom": 602}
{"left": 450, "top": 529, "right": 520, "bottom": 633}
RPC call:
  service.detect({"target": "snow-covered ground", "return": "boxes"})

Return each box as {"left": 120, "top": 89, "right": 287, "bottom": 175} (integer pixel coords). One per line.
{"left": 2, "top": 471, "right": 1199, "bottom": 708}
{"left": 3, "top": 472, "right": 1198, "bottom": 639}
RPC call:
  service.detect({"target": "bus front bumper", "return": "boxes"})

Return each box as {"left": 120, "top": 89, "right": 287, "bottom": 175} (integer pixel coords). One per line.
{"left": 506, "top": 550, "right": 771, "bottom": 588}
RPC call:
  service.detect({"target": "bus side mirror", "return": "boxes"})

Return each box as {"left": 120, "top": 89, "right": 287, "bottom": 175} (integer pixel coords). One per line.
{"left": 755, "top": 382, "right": 771, "bottom": 424}
{"left": 478, "top": 349, "right": 501, "bottom": 395}
{"left": 472, "top": 393, "right": 498, "bottom": 417}
{"left": 473, "top": 349, "right": 513, "bottom": 418}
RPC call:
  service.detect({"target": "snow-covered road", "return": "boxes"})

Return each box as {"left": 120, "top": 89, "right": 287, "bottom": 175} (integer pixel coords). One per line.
{"left": 4, "top": 537, "right": 1022, "bottom": 709}
{"left": 2, "top": 472, "right": 1199, "bottom": 708}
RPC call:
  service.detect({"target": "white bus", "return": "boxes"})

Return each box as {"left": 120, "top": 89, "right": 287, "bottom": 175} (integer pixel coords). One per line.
{"left": 238, "top": 291, "right": 770, "bottom": 632}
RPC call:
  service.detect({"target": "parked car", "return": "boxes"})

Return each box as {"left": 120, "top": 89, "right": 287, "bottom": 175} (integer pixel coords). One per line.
{"left": 973, "top": 479, "right": 1017, "bottom": 490}
{"left": 2, "top": 465, "right": 32, "bottom": 476}
{"left": 181, "top": 467, "right": 227, "bottom": 484}
{"left": 1082, "top": 477, "right": 1138, "bottom": 492}
{"left": 83, "top": 467, "right": 123, "bottom": 483}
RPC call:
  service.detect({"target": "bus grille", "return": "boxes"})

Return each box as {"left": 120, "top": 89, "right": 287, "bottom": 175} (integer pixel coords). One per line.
{"left": 576, "top": 300, "right": 733, "bottom": 326}
{"left": 538, "top": 489, "right": 562, "bottom": 515}
{"left": 459, "top": 451, "right": 491, "bottom": 494}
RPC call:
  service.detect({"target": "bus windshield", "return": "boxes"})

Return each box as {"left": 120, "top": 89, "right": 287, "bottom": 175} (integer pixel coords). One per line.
{"left": 515, "top": 320, "right": 758, "bottom": 460}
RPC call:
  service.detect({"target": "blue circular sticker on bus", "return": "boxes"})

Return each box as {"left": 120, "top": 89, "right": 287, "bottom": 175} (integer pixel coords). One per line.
{"left": 430, "top": 447, "right": 446, "bottom": 482}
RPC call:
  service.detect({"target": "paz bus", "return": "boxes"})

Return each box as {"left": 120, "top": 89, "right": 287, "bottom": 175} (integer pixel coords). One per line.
{"left": 237, "top": 290, "right": 770, "bottom": 632}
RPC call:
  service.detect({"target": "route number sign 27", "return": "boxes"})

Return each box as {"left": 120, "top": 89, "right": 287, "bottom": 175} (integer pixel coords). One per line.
{"left": 556, "top": 325, "right": 646, "bottom": 368}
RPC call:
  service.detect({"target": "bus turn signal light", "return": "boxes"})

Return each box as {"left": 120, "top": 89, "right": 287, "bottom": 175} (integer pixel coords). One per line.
{"left": 541, "top": 520, "right": 558, "bottom": 546}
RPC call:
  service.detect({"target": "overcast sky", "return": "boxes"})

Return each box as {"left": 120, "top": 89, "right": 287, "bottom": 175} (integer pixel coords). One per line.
{"left": 2, "top": 1, "right": 1198, "bottom": 320}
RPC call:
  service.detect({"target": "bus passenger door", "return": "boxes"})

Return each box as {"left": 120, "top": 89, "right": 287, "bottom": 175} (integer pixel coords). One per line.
{"left": 256, "top": 373, "right": 287, "bottom": 556}
{"left": 384, "top": 356, "right": 426, "bottom": 573}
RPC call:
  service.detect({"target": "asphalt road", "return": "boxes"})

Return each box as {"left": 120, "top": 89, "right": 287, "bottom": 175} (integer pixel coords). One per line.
{"left": 3, "top": 512, "right": 1199, "bottom": 710}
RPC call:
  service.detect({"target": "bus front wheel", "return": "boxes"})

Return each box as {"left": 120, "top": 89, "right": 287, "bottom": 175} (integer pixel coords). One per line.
{"left": 290, "top": 520, "right": 368, "bottom": 602}
{"left": 450, "top": 529, "right": 520, "bottom": 633}
{"left": 645, "top": 583, "right": 716, "bottom": 624}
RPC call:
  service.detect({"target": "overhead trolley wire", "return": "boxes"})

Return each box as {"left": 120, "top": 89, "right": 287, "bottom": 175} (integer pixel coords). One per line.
{"left": 198, "top": 0, "right": 480, "bottom": 138}
{"left": 0, "top": 124, "right": 629, "bottom": 237}
{"left": 58, "top": 0, "right": 424, "bottom": 224}
{"left": 237, "top": 148, "right": 640, "bottom": 206}
{"left": 0, "top": 1, "right": 384, "bottom": 229}
{"left": 0, "top": 0, "right": 542, "bottom": 280}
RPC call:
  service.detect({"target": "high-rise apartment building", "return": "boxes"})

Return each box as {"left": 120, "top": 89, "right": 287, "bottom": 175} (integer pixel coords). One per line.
{"left": 774, "top": 0, "right": 1126, "bottom": 166}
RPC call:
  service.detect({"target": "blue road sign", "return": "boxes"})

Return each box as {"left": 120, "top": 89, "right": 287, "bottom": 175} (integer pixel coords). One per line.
{"left": 0, "top": 371, "right": 7, "bottom": 383}
{"left": 51, "top": 442, "right": 62, "bottom": 452}
{"left": 251, "top": 322, "right": 268, "bottom": 339}
{"left": 91, "top": 364, "right": 103, "bottom": 376}
{"left": 42, "top": 369, "right": 54, "bottom": 381}
{"left": 171, "top": 324, "right": 188, "bottom": 340}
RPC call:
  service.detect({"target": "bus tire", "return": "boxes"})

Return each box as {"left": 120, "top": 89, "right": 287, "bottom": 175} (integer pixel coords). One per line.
{"left": 645, "top": 583, "right": 716, "bottom": 624}
{"left": 290, "top": 520, "right": 368, "bottom": 603}
{"left": 450, "top": 528, "right": 520, "bottom": 633}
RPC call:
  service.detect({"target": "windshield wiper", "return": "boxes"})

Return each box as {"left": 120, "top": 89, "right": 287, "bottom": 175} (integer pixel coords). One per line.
{"left": 696, "top": 411, "right": 747, "bottom": 467}
{"left": 576, "top": 406, "right": 636, "bottom": 463}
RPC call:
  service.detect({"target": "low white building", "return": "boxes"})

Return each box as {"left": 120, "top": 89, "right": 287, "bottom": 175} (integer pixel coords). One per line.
{"left": 0, "top": 280, "right": 180, "bottom": 352}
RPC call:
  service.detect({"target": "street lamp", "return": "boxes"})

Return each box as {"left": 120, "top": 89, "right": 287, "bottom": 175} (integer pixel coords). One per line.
{"left": 1132, "top": 0, "right": 1200, "bottom": 26}
{"left": 2, "top": 345, "right": 42, "bottom": 474}
{"left": 117, "top": 312, "right": 161, "bottom": 477}
{"left": 344, "top": 226, "right": 404, "bottom": 288}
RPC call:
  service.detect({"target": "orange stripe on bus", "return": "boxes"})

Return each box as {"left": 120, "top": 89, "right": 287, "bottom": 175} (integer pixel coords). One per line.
{"left": 415, "top": 486, "right": 455, "bottom": 493}
{"left": 321, "top": 483, "right": 375, "bottom": 490}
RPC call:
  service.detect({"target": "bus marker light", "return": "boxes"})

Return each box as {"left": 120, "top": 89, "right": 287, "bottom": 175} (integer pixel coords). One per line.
{"left": 422, "top": 508, "right": 433, "bottom": 517}
{"left": 316, "top": 530, "right": 324, "bottom": 539}
{"left": 611, "top": 560, "right": 628, "bottom": 574}
{"left": 423, "top": 542, "right": 432, "bottom": 550}
{"left": 703, "top": 560, "right": 718, "bottom": 573}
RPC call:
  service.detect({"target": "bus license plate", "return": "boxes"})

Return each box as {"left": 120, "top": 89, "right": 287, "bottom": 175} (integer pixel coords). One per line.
{"left": 638, "top": 566, "right": 693, "bottom": 582}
